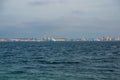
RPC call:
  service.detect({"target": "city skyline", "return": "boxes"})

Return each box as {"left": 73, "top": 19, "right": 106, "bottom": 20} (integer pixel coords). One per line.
{"left": 0, "top": 0, "right": 120, "bottom": 38}
{"left": 0, "top": 36, "right": 120, "bottom": 42}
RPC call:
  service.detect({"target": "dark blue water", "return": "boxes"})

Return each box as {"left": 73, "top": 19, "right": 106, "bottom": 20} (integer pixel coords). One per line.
{"left": 0, "top": 42, "right": 120, "bottom": 80}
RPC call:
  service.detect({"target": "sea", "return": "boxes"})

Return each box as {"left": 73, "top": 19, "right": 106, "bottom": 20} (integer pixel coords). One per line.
{"left": 0, "top": 42, "right": 120, "bottom": 80}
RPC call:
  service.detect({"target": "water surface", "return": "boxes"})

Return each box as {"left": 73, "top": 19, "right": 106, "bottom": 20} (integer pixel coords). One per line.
{"left": 0, "top": 42, "right": 120, "bottom": 80}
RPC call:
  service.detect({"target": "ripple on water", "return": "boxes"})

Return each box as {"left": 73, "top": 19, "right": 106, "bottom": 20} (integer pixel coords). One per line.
{"left": 0, "top": 42, "right": 120, "bottom": 80}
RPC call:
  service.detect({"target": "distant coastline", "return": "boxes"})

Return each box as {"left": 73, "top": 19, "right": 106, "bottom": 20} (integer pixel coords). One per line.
{"left": 0, "top": 37, "right": 120, "bottom": 42}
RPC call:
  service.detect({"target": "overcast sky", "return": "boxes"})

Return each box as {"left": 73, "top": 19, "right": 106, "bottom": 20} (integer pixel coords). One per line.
{"left": 0, "top": 0, "right": 120, "bottom": 38}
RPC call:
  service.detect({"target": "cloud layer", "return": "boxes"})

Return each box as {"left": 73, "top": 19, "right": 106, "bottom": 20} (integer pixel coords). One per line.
{"left": 0, "top": 0, "right": 120, "bottom": 38}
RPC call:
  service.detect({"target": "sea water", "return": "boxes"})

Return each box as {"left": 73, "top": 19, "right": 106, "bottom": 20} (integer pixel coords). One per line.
{"left": 0, "top": 42, "right": 120, "bottom": 80}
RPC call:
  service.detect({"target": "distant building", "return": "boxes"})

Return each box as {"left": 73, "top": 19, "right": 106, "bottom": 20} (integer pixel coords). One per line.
{"left": 95, "top": 37, "right": 114, "bottom": 41}
{"left": 0, "top": 38, "right": 7, "bottom": 42}
{"left": 115, "top": 37, "right": 120, "bottom": 41}
{"left": 106, "top": 37, "right": 113, "bottom": 41}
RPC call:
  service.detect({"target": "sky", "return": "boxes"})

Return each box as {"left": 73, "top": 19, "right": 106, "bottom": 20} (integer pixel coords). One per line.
{"left": 0, "top": 0, "right": 120, "bottom": 38}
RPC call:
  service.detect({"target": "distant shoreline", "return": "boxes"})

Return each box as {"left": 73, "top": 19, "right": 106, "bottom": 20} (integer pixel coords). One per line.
{"left": 0, "top": 37, "right": 120, "bottom": 42}
{"left": 0, "top": 41, "right": 120, "bottom": 42}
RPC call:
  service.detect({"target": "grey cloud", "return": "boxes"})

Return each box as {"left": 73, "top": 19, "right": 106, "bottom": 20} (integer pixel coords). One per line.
{"left": 0, "top": 0, "right": 120, "bottom": 38}
{"left": 71, "top": 10, "right": 87, "bottom": 17}
{"left": 0, "top": 0, "right": 4, "bottom": 5}
{"left": 0, "top": 0, "right": 8, "bottom": 6}
{"left": 0, "top": 0, "right": 6, "bottom": 10}
{"left": 29, "top": 1, "right": 50, "bottom": 5}
{"left": 29, "top": 0, "right": 65, "bottom": 6}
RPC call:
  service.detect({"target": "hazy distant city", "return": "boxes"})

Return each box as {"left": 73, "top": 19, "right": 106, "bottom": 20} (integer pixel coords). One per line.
{"left": 0, "top": 36, "right": 120, "bottom": 42}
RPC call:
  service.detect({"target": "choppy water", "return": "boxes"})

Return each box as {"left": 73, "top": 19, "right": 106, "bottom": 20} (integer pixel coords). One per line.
{"left": 0, "top": 42, "right": 120, "bottom": 80}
